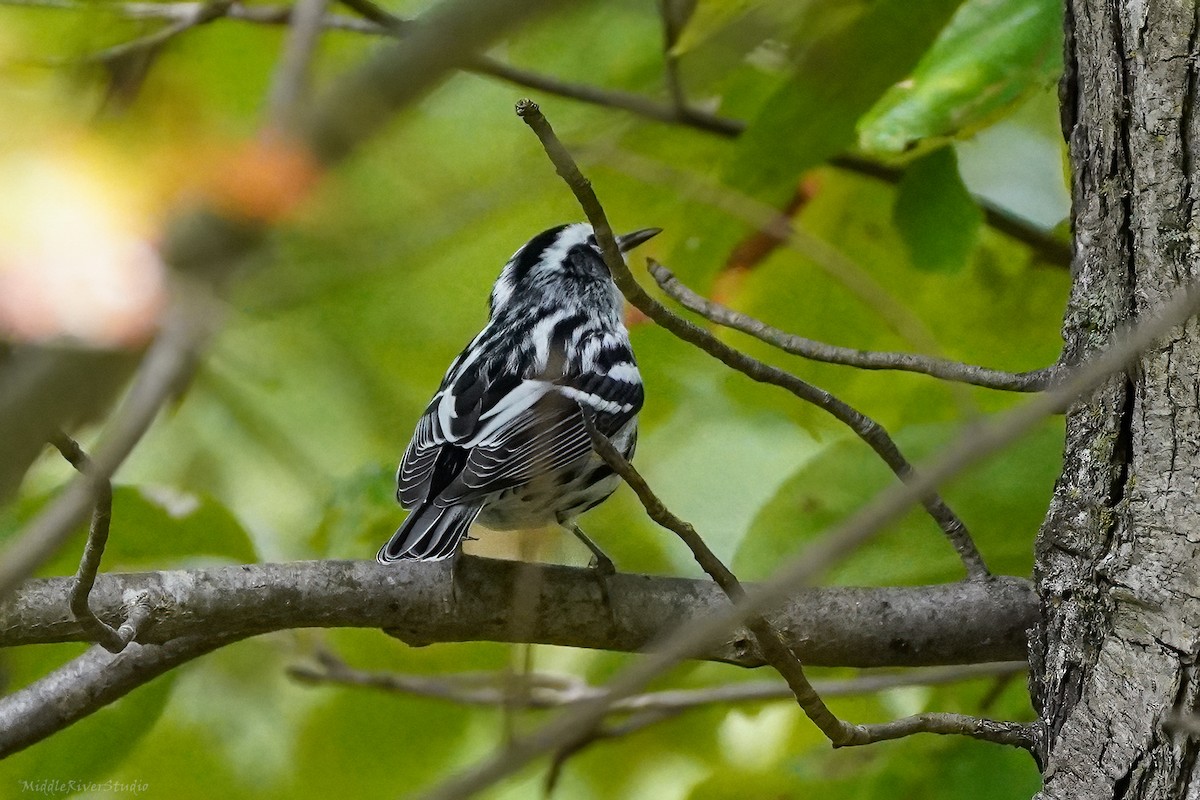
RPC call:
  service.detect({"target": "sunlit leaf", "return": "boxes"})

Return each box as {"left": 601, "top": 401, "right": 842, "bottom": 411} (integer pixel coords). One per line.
{"left": 859, "top": 0, "right": 1063, "bottom": 155}
{"left": 728, "top": 0, "right": 964, "bottom": 203}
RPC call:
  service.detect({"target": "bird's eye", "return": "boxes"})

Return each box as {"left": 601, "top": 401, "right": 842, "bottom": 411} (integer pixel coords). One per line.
{"left": 586, "top": 234, "right": 597, "bottom": 247}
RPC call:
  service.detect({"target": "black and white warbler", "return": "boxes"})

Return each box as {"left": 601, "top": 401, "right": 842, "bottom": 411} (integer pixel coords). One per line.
{"left": 377, "top": 222, "right": 660, "bottom": 563}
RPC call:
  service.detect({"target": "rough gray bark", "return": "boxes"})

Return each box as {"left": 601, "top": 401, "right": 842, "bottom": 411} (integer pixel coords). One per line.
{"left": 1032, "top": 1, "right": 1200, "bottom": 797}
{"left": 0, "top": 558, "right": 1035, "bottom": 667}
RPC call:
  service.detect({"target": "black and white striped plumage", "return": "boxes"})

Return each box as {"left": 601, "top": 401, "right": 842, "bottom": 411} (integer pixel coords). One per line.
{"left": 378, "top": 223, "right": 659, "bottom": 563}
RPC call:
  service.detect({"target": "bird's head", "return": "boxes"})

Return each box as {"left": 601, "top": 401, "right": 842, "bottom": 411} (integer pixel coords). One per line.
{"left": 489, "top": 223, "right": 660, "bottom": 315}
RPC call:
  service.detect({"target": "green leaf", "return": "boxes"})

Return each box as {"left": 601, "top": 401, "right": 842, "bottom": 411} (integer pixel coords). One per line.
{"left": 858, "top": 0, "right": 1063, "bottom": 155}
{"left": 893, "top": 147, "right": 983, "bottom": 273}
{"left": 722, "top": 165, "right": 1069, "bottom": 431}
{"left": 728, "top": 0, "right": 965, "bottom": 203}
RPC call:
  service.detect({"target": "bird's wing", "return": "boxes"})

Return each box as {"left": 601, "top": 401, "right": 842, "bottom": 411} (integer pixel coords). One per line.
{"left": 399, "top": 330, "right": 644, "bottom": 509}
{"left": 395, "top": 340, "right": 520, "bottom": 507}
{"left": 437, "top": 360, "right": 644, "bottom": 505}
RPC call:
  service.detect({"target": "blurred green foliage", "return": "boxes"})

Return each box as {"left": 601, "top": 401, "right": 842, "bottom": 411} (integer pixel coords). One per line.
{"left": 0, "top": 0, "right": 1065, "bottom": 796}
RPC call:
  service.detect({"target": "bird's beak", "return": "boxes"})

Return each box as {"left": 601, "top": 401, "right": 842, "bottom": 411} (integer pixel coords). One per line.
{"left": 616, "top": 227, "right": 662, "bottom": 252}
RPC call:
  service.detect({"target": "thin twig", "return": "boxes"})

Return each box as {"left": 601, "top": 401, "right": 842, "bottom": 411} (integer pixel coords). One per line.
{"left": 516, "top": 99, "right": 989, "bottom": 580}
{"left": 580, "top": 144, "right": 954, "bottom": 357}
{"left": 290, "top": 657, "right": 1028, "bottom": 713}
{"left": 852, "top": 713, "right": 1034, "bottom": 748}
{"left": 292, "top": 653, "right": 1031, "bottom": 786}
{"left": 417, "top": 277, "right": 1200, "bottom": 800}
{"left": 578, "top": 408, "right": 855, "bottom": 743}
{"left": 47, "top": 433, "right": 152, "bottom": 653}
{"left": 75, "top": 0, "right": 231, "bottom": 66}
{"left": 297, "top": 650, "right": 1029, "bottom": 792}
{"left": 580, "top": 409, "right": 1029, "bottom": 752}
{"left": 650, "top": 261, "right": 1058, "bottom": 392}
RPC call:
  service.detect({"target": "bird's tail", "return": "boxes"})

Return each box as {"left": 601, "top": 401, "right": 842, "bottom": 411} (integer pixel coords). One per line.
{"left": 377, "top": 502, "right": 482, "bottom": 563}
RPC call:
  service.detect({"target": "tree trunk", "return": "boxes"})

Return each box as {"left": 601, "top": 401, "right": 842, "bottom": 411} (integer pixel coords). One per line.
{"left": 1032, "top": 0, "right": 1200, "bottom": 797}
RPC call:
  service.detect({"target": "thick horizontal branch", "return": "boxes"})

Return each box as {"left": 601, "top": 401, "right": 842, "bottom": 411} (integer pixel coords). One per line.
{"left": 0, "top": 558, "right": 1036, "bottom": 667}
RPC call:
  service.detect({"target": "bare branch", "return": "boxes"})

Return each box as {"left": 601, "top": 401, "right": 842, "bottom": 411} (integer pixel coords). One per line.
{"left": 290, "top": 658, "right": 1028, "bottom": 713}
{"left": 649, "top": 261, "right": 1058, "bottom": 392}
{"left": 0, "top": 559, "right": 1035, "bottom": 755}
{"left": 0, "top": 560, "right": 1036, "bottom": 666}
{"left": 517, "top": 99, "right": 989, "bottom": 580}
{"left": 416, "top": 278, "right": 1200, "bottom": 800}
{"left": 846, "top": 713, "right": 1035, "bottom": 749}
